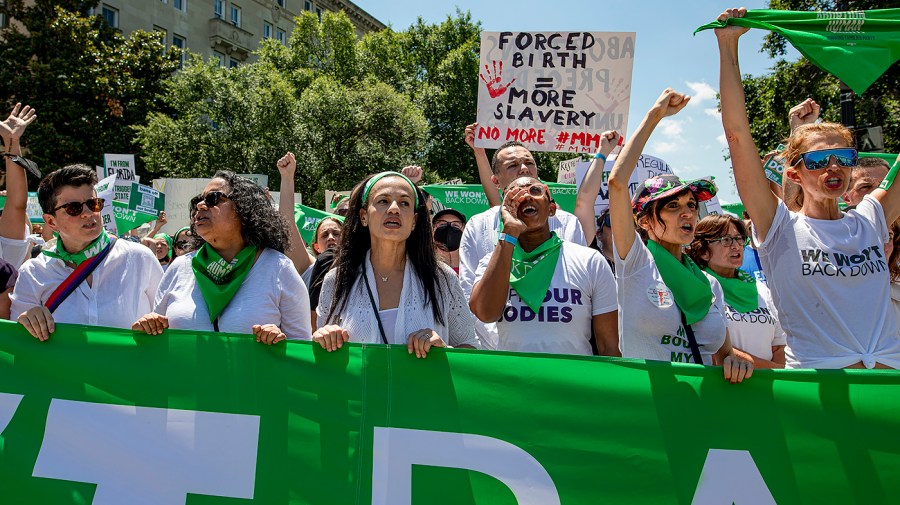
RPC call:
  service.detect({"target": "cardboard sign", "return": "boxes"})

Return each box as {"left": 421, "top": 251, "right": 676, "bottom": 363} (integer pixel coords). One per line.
{"left": 475, "top": 31, "right": 635, "bottom": 153}
{"left": 574, "top": 154, "right": 674, "bottom": 214}
{"left": 557, "top": 157, "right": 581, "bottom": 184}
{"left": 95, "top": 174, "right": 118, "bottom": 235}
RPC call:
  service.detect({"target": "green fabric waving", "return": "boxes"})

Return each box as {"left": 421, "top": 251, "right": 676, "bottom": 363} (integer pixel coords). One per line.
{"left": 191, "top": 243, "right": 258, "bottom": 322}
{"left": 704, "top": 268, "right": 759, "bottom": 313}
{"left": 509, "top": 233, "right": 563, "bottom": 312}
{"left": 647, "top": 240, "right": 713, "bottom": 325}
{"left": 695, "top": 9, "right": 900, "bottom": 94}
{"left": 42, "top": 232, "right": 111, "bottom": 266}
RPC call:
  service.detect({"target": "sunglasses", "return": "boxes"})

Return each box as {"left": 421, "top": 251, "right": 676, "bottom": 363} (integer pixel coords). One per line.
{"left": 191, "top": 191, "right": 231, "bottom": 210}
{"left": 707, "top": 235, "right": 748, "bottom": 248}
{"left": 596, "top": 212, "right": 611, "bottom": 229}
{"left": 514, "top": 184, "right": 548, "bottom": 198}
{"left": 796, "top": 148, "right": 858, "bottom": 171}
{"left": 434, "top": 220, "right": 464, "bottom": 230}
{"left": 174, "top": 240, "right": 192, "bottom": 250}
{"left": 51, "top": 198, "right": 105, "bottom": 216}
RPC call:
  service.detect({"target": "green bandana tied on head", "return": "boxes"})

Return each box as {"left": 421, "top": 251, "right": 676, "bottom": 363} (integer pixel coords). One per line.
{"left": 704, "top": 268, "right": 759, "bottom": 313}
{"left": 509, "top": 233, "right": 563, "bottom": 312}
{"left": 695, "top": 9, "right": 900, "bottom": 94}
{"left": 191, "top": 243, "right": 258, "bottom": 322}
{"left": 647, "top": 240, "right": 713, "bottom": 325}
{"left": 42, "top": 232, "right": 112, "bottom": 267}
{"left": 155, "top": 233, "right": 173, "bottom": 261}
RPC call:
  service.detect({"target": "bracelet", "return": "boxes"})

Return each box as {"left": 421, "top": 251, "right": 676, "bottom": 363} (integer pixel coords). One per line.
{"left": 880, "top": 160, "right": 900, "bottom": 190}
{"left": 498, "top": 233, "right": 518, "bottom": 247}
{"left": 593, "top": 152, "right": 607, "bottom": 162}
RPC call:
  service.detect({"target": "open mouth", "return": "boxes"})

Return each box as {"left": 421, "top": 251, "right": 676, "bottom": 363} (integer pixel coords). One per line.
{"left": 680, "top": 223, "right": 693, "bottom": 233}
{"left": 384, "top": 218, "right": 402, "bottom": 229}
{"left": 824, "top": 176, "right": 843, "bottom": 190}
{"left": 519, "top": 203, "right": 538, "bottom": 218}
{"left": 83, "top": 221, "right": 98, "bottom": 230}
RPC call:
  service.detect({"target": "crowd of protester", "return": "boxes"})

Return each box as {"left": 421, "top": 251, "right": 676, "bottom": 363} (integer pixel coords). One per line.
{"left": 4, "top": 9, "right": 900, "bottom": 381}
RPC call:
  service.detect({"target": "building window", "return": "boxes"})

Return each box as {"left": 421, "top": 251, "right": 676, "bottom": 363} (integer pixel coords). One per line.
{"left": 263, "top": 22, "right": 272, "bottom": 39}
{"left": 315, "top": 7, "right": 322, "bottom": 20}
{"left": 213, "top": 0, "right": 224, "bottom": 18}
{"left": 276, "top": 28, "right": 286, "bottom": 44}
{"left": 153, "top": 26, "right": 167, "bottom": 52}
{"left": 277, "top": 0, "right": 285, "bottom": 6}
{"left": 304, "top": 1, "right": 311, "bottom": 11}
{"left": 173, "top": 0, "right": 185, "bottom": 11}
{"left": 214, "top": 51, "right": 226, "bottom": 67}
{"left": 101, "top": 4, "right": 119, "bottom": 29}
{"left": 229, "top": 4, "right": 241, "bottom": 27}
{"left": 172, "top": 34, "right": 186, "bottom": 66}
{"left": 229, "top": 58, "right": 240, "bottom": 68}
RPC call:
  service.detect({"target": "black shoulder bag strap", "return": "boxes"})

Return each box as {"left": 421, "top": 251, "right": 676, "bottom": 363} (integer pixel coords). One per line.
{"left": 361, "top": 268, "right": 390, "bottom": 345}
{"left": 679, "top": 309, "right": 704, "bottom": 365}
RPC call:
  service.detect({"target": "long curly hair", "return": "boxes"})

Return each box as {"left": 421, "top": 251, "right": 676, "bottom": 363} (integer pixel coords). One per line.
{"left": 191, "top": 171, "right": 290, "bottom": 253}
{"left": 325, "top": 173, "right": 446, "bottom": 325}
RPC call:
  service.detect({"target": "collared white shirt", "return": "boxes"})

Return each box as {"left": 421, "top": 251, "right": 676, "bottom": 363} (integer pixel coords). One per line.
{"left": 11, "top": 239, "right": 163, "bottom": 329}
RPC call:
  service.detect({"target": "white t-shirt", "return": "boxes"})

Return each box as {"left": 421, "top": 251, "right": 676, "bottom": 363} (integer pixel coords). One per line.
{"left": 155, "top": 248, "right": 312, "bottom": 340}
{"left": 722, "top": 281, "right": 786, "bottom": 361}
{"left": 756, "top": 196, "right": 900, "bottom": 369}
{"left": 11, "top": 239, "right": 163, "bottom": 329}
{"left": 459, "top": 206, "right": 586, "bottom": 350}
{"left": 614, "top": 232, "right": 727, "bottom": 365}
{"left": 474, "top": 241, "right": 617, "bottom": 355}
{"left": 0, "top": 235, "right": 34, "bottom": 269}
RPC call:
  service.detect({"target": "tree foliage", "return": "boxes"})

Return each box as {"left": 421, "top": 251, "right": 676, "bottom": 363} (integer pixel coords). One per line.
{"left": 741, "top": 0, "right": 900, "bottom": 154}
{"left": 0, "top": 0, "right": 181, "bottom": 181}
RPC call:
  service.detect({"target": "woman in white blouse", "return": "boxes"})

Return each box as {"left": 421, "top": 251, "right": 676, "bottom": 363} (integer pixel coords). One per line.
{"left": 314, "top": 171, "right": 479, "bottom": 357}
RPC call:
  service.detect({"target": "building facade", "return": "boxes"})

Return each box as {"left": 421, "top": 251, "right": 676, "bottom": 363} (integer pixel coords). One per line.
{"left": 95, "top": 0, "right": 385, "bottom": 67}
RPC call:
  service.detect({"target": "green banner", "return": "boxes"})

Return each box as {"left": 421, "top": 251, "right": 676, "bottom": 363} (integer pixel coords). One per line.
{"left": 294, "top": 203, "right": 343, "bottom": 246}
{"left": 423, "top": 183, "right": 577, "bottom": 221}
{"left": 0, "top": 321, "right": 898, "bottom": 503}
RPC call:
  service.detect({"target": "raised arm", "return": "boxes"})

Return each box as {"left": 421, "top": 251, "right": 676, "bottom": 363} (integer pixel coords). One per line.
{"left": 277, "top": 152, "right": 314, "bottom": 274}
{"left": 575, "top": 130, "right": 620, "bottom": 241}
{"left": 0, "top": 104, "right": 36, "bottom": 240}
{"left": 465, "top": 122, "right": 501, "bottom": 207}
{"left": 608, "top": 89, "right": 690, "bottom": 260}
{"left": 144, "top": 211, "right": 167, "bottom": 238}
{"left": 871, "top": 153, "right": 900, "bottom": 225}
{"left": 716, "top": 8, "right": 778, "bottom": 241}
{"left": 789, "top": 98, "right": 820, "bottom": 133}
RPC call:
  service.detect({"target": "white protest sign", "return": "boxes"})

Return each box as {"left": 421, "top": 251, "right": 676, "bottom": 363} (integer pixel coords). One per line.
{"left": 95, "top": 174, "right": 118, "bottom": 235}
{"left": 557, "top": 157, "right": 580, "bottom": 184}
{"left": 701, "top": 192, "right": 724, "bottom": 218}
{"left": 238, "top": 174, "right": 268, "bottom": 189}
{"left": 102, "top": 154, "right": 137, "bottom": 182}
{"left": 474, "top": 31, "right": 635, "bottom": 153}
{"left": 574, "top": 154, "right": 674, "bottom": 215}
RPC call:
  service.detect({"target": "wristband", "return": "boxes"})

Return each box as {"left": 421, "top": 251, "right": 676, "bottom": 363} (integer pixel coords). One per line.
{"left": 593, "top": 152, "right": 607, "bottom": 162}
{"left": 879, "top": 160, "right": 900, "bottom": 190}
{"left": 498, "top": 233, "right": 518, "bottom": 247}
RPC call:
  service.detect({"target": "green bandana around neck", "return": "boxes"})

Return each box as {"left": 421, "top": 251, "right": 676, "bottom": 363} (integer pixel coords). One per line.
{"left": 42, "top": 231, "right": 111, "bottom": 267}
{"left": 509, "top": 233, "right": 563, "bottom": 312}
{"left": 695, "top": 9, "right": 900, "bottom": 94}
{"left": 646, "top": 239, "right": 713, "bottom": 325}
{"left": 704, "top": 267, "right": 759, "bottom": 313}
{"left": 191, "top": 243, "right": 259, "bottom": 322}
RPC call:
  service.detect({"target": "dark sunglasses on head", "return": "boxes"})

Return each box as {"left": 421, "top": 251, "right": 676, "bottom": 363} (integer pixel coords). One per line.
{"left": 191, "top": 190, "right": 231, "bottom": 210}
{"left": 51, "top": 197, "right": 105, "bottom": 216}
{"left": 596, "top": 212, "right": 611, "bottom": 229}
{"left": 796, "top": 148, "right": 858, "bottom": 171}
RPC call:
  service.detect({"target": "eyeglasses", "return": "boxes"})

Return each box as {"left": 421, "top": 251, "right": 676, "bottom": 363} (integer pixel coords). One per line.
{"left": 51, "top": 198, "right": 105, "bottom": 216}
{"left": 174, "top": 240, "right": 192, "bottom": 250}
{"left": 796, "top": 148, "right": 858, "bottom": 171}
{"left": 707, "top": 235, "right": 748, "bottom": 248}
{"left": 434, "top": 220, "right": 464, "bottom": 230}
{"left": 596, "top": 213, "right": 611, "bottom": 229}
{"left": 514, "top": 184, "right": 548, "bottom": 198}
{"left": 191, "top": 191, "right": 231, "bottom": 210}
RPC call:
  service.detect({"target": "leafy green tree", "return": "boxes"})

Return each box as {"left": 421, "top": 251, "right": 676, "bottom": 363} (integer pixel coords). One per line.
{"left": 740, "top": 0, "right": 900, "bottom": 154}
{"left": 0, "top": 0, "right": 181, "bottom": 181}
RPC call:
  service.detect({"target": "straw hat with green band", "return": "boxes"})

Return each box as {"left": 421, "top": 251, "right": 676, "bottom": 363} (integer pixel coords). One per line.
{"left": 631, "top": 174, "right": 718, "bottom": 213}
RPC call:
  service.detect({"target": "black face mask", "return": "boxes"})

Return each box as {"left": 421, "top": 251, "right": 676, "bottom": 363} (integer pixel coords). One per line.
{"left": 433, "top": 224, "right": 463, "bottom": 252}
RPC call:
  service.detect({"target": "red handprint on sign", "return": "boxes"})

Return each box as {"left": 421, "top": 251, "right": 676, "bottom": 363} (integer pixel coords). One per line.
{"left": 480, "top": 61, "right": 516, "bottom": 99}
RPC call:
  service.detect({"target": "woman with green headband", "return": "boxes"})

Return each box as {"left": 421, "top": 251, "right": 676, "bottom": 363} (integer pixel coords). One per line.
{"left": 132, "top": 171, "right": 311, "bottom": 344}
{"left": 153, "top": 233, "right": 173, "bottom": 268}
{"left": 172, "top": 226, "right": 196, "bottom": 257}
{"left": 608, "top": 88, "right": 752, "bottom": 383}
{"left": 689, "top": 215, "right": 786, "bottom": 368}
{"left": 315, "top": 171, "right": 479, "bottom": 357}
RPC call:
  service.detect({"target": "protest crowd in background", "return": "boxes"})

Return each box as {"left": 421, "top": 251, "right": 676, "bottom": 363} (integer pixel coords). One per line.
{"left": 3, "top": 7, "right": 900, "bottom": 384}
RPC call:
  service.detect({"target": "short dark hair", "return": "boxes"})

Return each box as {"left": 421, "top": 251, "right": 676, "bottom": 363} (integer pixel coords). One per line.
{"left": 490, "top": 140, "right": 527, "bottom": 175}
{"left": 191, "top": 171, "right": 291, "bottom": 253}
{"left": 38, "top": 164, "right": 98, "bottom": 214}
{"left": 688, "top": 214, "right": 748, "bottom": 269}
{"left": 858, "top": 157, "right": 891, "bottom": 170}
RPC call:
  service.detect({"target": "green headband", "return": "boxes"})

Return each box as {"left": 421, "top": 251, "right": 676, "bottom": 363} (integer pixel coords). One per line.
{"left": 155, "top": 233, "right": 174, "bottom": 260}
{"left": 362, "top": 171, "right": 419, "bottom": 208}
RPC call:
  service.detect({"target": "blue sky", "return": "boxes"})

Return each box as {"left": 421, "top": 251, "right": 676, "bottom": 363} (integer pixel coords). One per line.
{"left": 357, "top": 1, "right": 801, "bottom": 203}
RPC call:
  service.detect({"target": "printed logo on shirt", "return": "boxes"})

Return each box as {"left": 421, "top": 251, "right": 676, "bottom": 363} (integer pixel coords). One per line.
{"left": 660, "top": 326, "right": 695, "bottom": 363}
{"left": 725, "top": 304, "right": 776, "bottom": 326}
{"left": 646, "top": 283, "right": 674, "bottom": 308}
{"left": 501, "top": 288, "right": 583, "bottom": 323}
{"left": 799, "top": 245, "right": 886, "bottom": 277}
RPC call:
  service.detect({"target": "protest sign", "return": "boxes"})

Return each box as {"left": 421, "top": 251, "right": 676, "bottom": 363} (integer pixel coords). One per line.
{"left": 127, "top": 183, "right": 165, "bottom": 217}
{"left": 94, "top": 175, "right": 118, "bottom": 235}
{"left": 294, "top": 203, "right": 344, "bottom": 245}
{"left": 0, "top": 193, "right": 43, "bottom": 223}
{"left": 475, "top": 31, "right": 635, "bottom": 153}
{"left": 238, "top": 174, "right": 268, "bottom": 189}
{"left": 0, "top": 320, "right": 897, "bottom": 504}
{"left": 101, "top": 154, "right": 136, "bottom": 182}
{"left": 574, "top": 153, "right": 674, "bottom": 214}
{"left": 424, "top": 183, "right": 578, "bottom": 220}
{"left": 557, "top": 156, "right": 581, "bottom": 184}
